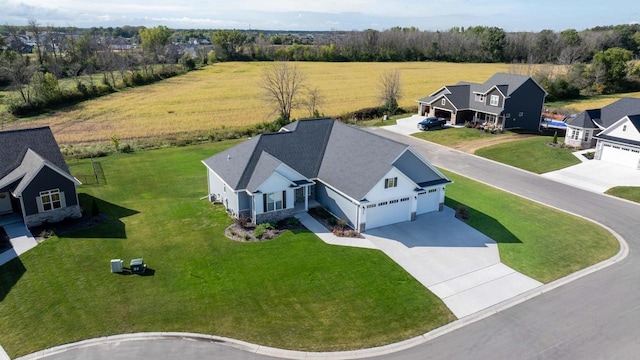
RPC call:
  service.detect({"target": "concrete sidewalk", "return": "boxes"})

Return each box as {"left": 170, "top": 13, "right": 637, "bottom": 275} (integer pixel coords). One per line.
{"left": 0, "top": 217, "right": 38, "bottom": 267}
{"left": 542, "top": 158, "right": 640, "bottom": 193}
{"left": 295, "top": 213, "right": 377, "bottom": 249}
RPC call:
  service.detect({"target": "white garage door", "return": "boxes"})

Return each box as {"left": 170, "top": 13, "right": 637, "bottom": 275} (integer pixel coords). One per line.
{"left": 417, "top": 189, "right": 439, "bottom": 215}
{"left": 600, "top": 143, "right": 640, "bottom": 169}
{"left": 366, "top": 197, "right": 411, "bottom": 230}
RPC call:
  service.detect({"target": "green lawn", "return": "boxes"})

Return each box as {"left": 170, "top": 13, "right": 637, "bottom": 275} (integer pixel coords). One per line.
{"left": 0, "top": 141, "right": 619, "bottom": 358}
{"left": 442, "top": 170, "right": 618, "bottom": 282}
{"left": 475, "top": 137, "right": 581, "bottom": 173}
{"left": 605, "top": 186, "right": 640, "bottom": 203}
{"left": 412, "top": 127, "right": 504, "bottom": 147}
{"left": 0, "top": 141, "right": 454, "bottom": 358}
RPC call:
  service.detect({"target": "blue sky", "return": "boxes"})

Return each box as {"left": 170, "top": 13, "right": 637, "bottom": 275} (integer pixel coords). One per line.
{"left": 3, "top": 0, "right": 638, "bottom": 32}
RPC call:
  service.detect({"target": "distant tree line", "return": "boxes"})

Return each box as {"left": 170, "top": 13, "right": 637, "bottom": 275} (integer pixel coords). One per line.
{"left": 2, "top": 22, "right": 640, "bottom": 117}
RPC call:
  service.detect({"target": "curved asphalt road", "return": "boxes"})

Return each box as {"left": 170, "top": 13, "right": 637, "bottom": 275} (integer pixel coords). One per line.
{"left": 20, "top": 128, "right": 640, "bottom": 359}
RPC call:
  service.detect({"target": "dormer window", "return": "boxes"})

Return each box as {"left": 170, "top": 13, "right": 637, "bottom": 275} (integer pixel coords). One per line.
{"left": 490, "top": 95, "right": 499, "bottom": 106}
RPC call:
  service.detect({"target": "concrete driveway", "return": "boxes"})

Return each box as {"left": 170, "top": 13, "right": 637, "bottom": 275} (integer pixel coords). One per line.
{"left": 364, "top": 207, "right": 542, "bottom": 318}
{"left": 541, "top": 155, "right": 640, "bottom": 193}
{"left": 381, "top": 115, "right": 425, "bottom": 135}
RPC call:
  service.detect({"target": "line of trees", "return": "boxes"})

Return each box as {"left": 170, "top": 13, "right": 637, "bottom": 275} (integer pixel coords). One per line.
{"left": 2, "top": 22, "right": 640, "bottom": 117}
{"left": 205, "top": 25, "right": 640, "bottom": 64}
{"left": 0, "top": 21, "right": 196, "bottom": 115}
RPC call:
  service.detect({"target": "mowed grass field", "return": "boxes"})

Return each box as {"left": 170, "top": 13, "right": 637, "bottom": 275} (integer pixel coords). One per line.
{"left": 3, "top": 62, "right": 511, "bottom": 144}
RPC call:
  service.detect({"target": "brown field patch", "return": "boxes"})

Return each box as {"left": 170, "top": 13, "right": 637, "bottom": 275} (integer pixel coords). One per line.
{"left": 2, "top": 62, "right": 515, "bottom": 144}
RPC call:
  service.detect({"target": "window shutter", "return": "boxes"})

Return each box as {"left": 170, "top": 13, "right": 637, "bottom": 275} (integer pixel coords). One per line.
{"left": 394, "top": 177, "right": 398, "bottom": 187}
{"left": 263, "top": 193, "right": 267, "bottom": 213}
{"left": 282, "top": 190, "right": 287, "bottom": 209}
{"left": 60, "top": 191, "right": 67, "bottom": 208}
{"left": 36, "top": 196, "right": 44, "bottom": 213}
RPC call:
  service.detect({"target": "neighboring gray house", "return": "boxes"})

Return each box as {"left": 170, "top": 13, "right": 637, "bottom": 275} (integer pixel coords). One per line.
{"left": 0, "top": 127, "right": 82, "bottom": 227}
{"left": 202, "top": 118, "right": 451, "bottom": 232}
{"left": 417, "top": 73, "right": 547, "bottom": 131}
{"left": 565, "top": 97, "right": 640, "bottom": 146}
{"left": 565, "top": 98, "right": 640, "bottom": 169}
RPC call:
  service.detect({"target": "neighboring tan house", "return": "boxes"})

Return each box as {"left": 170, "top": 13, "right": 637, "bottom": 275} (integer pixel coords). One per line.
{"left": 202, "top": 118, "right": 451, "bottom": 233}
{"left": 417, "top": 73, "right": 547, "bottom": 131}
{"left": 0, "top": 127, "right": 82, "bottom": 227}
{"left": 565, "top": 98, "right": 640, "bottom": 169}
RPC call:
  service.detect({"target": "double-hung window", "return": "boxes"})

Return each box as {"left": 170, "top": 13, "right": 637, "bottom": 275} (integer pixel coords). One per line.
{"left": 265, "top": 191, "right": 283, "bottom": 211}
{"left": 490, "top": 95, "right": 499, "bottom": 106}
{"left": 40, "top": 189, "right": 62, "bottom": 211}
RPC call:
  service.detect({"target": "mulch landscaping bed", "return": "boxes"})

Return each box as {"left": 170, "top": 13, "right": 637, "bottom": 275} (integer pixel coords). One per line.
{"left": 225, "top": 217, "right": 305, "bottom": 242}
{"left": 29, "top": 213, "right": 108, "bottom": 243}
{"left": 308, "top": 207, "right": 364, "bottom": 238}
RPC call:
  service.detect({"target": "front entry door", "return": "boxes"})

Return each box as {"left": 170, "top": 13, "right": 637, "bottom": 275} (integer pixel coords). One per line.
{"left": 0, "top": 192, "right": 13, "bottom": 214}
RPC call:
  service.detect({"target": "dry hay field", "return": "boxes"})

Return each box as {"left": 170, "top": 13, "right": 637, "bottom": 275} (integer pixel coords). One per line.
{"left": 4, "top": 62, "right": 518, "bottom": 144}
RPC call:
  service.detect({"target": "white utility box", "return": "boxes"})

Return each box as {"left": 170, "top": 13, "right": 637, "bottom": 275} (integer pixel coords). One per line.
{"left": 110, "top": 259, "right": 124, "bottom": 273}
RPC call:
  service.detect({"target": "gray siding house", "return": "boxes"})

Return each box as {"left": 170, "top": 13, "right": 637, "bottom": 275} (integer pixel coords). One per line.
{"left": 565, "top": 98, "right": 640, "bottom": 169}
{"left": 202, "top": 118, "right": 451, "bottom": 232}
{"left": 417, "top": 73, "right": 547, "bottom": 131}
{"left": 0, "top": 127, "right": 82, "bottom": 227}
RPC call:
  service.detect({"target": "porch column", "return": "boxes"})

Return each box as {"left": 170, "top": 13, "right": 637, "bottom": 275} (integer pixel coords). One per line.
{"left": 304, "top": 186, "right": 309, "bottom": 211}
{"left": 252, "top": 195, "right": 257, "bottom": 223}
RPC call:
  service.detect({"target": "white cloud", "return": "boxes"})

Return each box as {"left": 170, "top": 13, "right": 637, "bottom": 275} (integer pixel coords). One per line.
{"left": 1, "top": 0, "right": 637, "bottom": 31}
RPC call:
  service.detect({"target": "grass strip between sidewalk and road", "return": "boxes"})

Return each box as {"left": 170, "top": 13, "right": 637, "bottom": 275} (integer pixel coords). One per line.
{"left": 605, "top": 186, "right": 640, "bottom": 203}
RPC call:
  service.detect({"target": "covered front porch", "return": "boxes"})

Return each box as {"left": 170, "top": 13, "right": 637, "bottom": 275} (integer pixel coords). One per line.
{"left": 250, "top": 183, "right": 319, "bottom": 225}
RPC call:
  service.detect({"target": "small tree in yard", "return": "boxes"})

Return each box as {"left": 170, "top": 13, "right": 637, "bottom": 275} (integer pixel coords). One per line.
{"left": 553, "top": 130, "right": 558, "bottom": 144}
{"left": 259, "top": 61, "right": 306, "bottom": 124}
{"left": 378, "top": 69, "right": 402, "bottom": 115}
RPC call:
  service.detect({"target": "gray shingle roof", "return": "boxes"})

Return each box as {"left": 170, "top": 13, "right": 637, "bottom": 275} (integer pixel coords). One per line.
{"left": 566, "top": 109, "right": 601, "bottom": 129}
{"left": 245, "top": 151, "right": 284, "bottom": 192}
{"left": 483, "top": 73, "right": 533, "bottom": 96}
{"left": 317, "top": 121, "right": 409, "bottom": 200}
{"left": 598, "top": 98, "right": 640, "bottom": 128}
{"left": 203, "top": 118, "right": 448, "bottom": 201}
{"left": 203, "top": 118, "right": 333, "bottom": 190}
{"left": 418, "top": 73, "right": 538, "bottom": 113}
{"left": 568, "top": 98, "right": 640, "bottom": 129}
{"left": 0, "top": 149, "right": 79, "bottom": 194}
{"left": 0, "top": 126, "right": 69, "bottom": 180}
